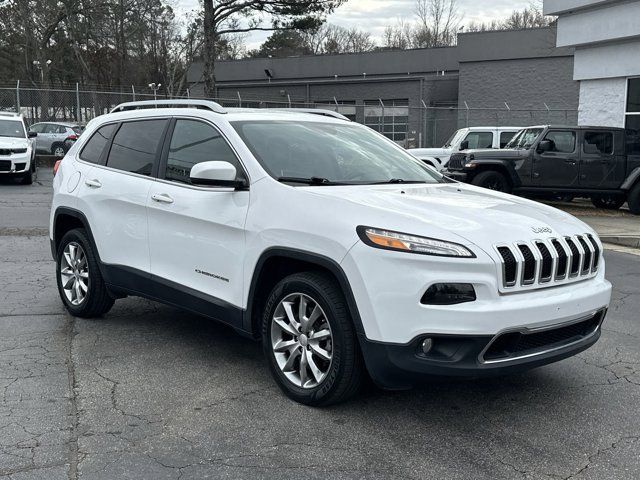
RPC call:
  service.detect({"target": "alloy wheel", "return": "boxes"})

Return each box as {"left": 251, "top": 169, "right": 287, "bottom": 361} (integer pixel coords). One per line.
{"left": 270, "top": 293, "right": 333, "bottom": 389}
{"left": 53, "top": 147, "right": 66, "bottom": 157}
{"left": 60, "top": 242, "right": 89, "bottom": 306}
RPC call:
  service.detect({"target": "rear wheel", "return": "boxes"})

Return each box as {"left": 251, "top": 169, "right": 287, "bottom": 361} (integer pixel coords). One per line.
{"left": 591, "top": 194, "right": 626, "bottom": 210}
{"left": 471, "top": 170, "right": 511, "bottom": 193}
{"left": 51, "top": 144, "right": 66, "bottom": 158}
{"left": 262, "top": 272, "right": 364, "bottom": 406}
{"left": 56, "top": 228, "right": 114, "bottom": 317}
{"left": 628, "top": 183, "right": 640, "bottom": 215}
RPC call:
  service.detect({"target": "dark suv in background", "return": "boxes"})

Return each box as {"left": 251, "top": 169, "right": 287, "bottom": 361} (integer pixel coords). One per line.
{"left": 443, "top": 125, "right": 640, "bottom": 214}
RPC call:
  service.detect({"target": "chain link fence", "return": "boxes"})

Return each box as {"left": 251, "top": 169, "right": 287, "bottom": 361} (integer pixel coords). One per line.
{"left": 0, "top": 83, "right": 578, "bottom": 148}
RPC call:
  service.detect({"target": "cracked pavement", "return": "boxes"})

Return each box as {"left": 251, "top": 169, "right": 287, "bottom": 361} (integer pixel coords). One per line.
{"left": 1, "top": 171, "right": 639, "bottom": 479}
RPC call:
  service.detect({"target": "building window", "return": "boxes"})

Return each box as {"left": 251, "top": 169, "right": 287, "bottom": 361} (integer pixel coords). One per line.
{"left": 626, "top": 78, "right": 640, "bottom": 155}
{"left": 315, "top": 101, "right": 356, "bottom": 121}
{"left": 364, "top": 99, "right": 409, "bottom": 145}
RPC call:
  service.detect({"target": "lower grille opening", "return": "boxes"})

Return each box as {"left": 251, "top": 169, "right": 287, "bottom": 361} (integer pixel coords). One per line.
{"left": 0, "top": 160, "right": 11, "bottom": 171}
{"left": 482, "top": 310, "right": 604, "bottom": 363}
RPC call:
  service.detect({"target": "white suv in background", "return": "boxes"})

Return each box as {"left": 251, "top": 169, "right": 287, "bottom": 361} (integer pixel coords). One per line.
{"left": 409, "top": 126, "right": 520, "bottom": 170}
{"left": 0, "top": 112, "right": 38, "bottom": 184}
{"left": 50, "top": 101, "right": 611, "bottom": 406}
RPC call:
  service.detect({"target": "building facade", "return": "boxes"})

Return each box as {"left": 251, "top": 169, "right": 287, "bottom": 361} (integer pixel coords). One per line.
{"left": 188, "top": 27, "right": 578, "bottom": 147}
{"left": 545, "top": 0, "right": 640, "bottom": 139}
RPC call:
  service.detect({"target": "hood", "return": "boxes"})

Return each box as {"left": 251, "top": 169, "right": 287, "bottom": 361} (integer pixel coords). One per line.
{"left": 0, "top": 137, "right": 29, "bottom": 149}
{"left": 308, "top": 183, "right": 592, "bottom": 255}
{"left": 408, "top": 148, "right": 452, "bottom": 159}
{"left": 463, "top": 148, "right": 527, "bottom": 160}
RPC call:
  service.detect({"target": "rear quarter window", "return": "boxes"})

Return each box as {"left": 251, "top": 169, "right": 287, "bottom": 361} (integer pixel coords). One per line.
{"left": 79, "top": 124, "right": 118, "bottom": 165}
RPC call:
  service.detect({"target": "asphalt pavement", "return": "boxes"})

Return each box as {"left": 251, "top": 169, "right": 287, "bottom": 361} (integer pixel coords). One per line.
{"left": 1, "top": 170, "right": 639, "bottom": 480}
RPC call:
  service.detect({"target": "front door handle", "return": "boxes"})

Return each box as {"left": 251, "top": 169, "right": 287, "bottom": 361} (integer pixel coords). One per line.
{"left": 151, "top": 193, "right": 174, "bottom": 204}
{"left": 85, "top": 179, "right": 102, "bottom": 188}
{"left": 564, "top": 158, "right": 577, "bottom": 165}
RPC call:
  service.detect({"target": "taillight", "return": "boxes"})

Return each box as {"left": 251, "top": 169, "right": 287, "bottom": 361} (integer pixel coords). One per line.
{"left": 66, "top": 134, "right": 78, "bottom": 141}
{"left": 53, "top": 160, "right": 61, "bottom": 176}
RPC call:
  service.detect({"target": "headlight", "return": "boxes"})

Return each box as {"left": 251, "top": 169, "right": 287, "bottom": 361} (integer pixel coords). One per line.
{"left": 357, "top": 226, "right": 475, "bottom": 257}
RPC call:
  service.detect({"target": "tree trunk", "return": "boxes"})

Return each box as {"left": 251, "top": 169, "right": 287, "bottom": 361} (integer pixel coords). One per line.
{"left": 203, "top": 0, "right": 216, "bottom": 98}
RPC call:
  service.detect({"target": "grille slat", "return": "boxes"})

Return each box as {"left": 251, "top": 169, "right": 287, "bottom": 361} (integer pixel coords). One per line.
{"left": 496, "top": 234, "right": 598, "bottom": 289}
{"left": 447, "top": 153, "right": 466, "bottom": 170}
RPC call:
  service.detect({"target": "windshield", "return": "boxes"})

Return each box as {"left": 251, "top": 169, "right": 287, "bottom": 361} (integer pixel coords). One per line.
{"left": 505, "top": 128, "right": 543, "bottom": 149}
{"left": 0, "top": 119, "right": 25, "bottom": 138}
{"left": 232, "top": 121, "right": 442, "bottom": 185}
{"left": 443, "top": 129, "right": 466, "bottom": 148}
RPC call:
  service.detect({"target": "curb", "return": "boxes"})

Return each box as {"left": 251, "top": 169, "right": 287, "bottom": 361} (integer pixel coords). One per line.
{"left": 600, "top": 235, "right": 640, "bottom": 249}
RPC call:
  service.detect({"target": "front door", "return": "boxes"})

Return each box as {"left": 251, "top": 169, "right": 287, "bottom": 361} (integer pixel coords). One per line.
{"left": 532, "top": 129, "right": 579, "bottom": 187}
{"left": 147, "top": 118, "right": 250, "bottom": 317}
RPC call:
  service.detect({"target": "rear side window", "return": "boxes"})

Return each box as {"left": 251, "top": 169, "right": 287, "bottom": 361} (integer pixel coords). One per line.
{"left": 79, "top": 124, "right": 117, "bottom": 165}
{"left": 500, "top": 131, "right": 517, "bottom": 148}
{"left": 165, "top": 119, "right": 244, "bottom": 184}
{"left": 30, "top": 124, "right": 45, "bottom": 133}
{"left": 106, "top": 120, "right": 167, "bottom": 176}
{"left": 543, "top": 131, "right": 576, "bottom": 153}
{"left": 464, "top": 131, "right": 493, "bottom": 149}
{"left": 583, "top": 131, "right": 613, "bottom": 155}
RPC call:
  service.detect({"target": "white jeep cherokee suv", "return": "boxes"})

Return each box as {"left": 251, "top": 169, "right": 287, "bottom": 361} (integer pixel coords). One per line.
{"left": 0, "top": 112, "right": 38, "bottom": 184}
{"left": 50, "top": 100, "right": 612, "bottom": 406}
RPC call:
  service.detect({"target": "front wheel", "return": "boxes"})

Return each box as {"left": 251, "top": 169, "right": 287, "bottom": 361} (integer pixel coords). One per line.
{"left": 591, "top": 194, "right": 626, "bottom": 210}
{"left": 262, "top": 272, "right": 364, "bottom": 406}
{"left": 56, "top": 228, "right": 114, "bottom": 317}
{"left": 471, "top": 170, "right": 511, "bottom": 193}
{"left": 21, "top": 168, "right": 33, "bottom": 185}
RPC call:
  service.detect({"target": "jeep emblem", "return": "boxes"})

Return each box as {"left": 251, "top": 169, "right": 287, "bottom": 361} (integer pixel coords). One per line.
{"left": 532, "top": 226, "right": 553, "bottom": 234}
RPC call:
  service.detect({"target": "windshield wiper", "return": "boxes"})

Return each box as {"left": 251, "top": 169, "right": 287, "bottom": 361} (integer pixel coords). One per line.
{"left": 369, "top": 178, "right": 428, "bottom": 185}
{"left": 277, "top": 176, "right": 342, "bottom": 185}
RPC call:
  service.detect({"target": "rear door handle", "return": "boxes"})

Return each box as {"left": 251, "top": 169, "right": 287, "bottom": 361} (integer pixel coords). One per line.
{"left": 85, "top": 179, "right": 102, "bottom": 188}
{"left": 151, "top": 193, "right": 174, "bottom": 204}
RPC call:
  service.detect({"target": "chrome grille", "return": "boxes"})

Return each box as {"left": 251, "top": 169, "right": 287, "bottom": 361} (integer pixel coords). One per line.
{"left": 495, "top": 235, "right": 600, "bottom": 289}
{"left": 447, "top": 153, "right": 466, "bottom": 170}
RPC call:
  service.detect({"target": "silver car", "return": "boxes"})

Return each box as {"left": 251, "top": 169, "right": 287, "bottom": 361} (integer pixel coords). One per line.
{"left": 29, "top": 122, "right": 83, "bottom": 157}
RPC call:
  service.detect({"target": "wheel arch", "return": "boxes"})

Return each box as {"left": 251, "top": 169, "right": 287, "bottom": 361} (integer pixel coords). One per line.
{"left": 244, "top": 248, "right": 365, "bottom": 339}
{"left": 468, "top": 161, "right": 520, "bottom": 188}
{"left": 52, "top": 207, "right": 101, "bottom": 264}
{"left": 621, "top": 167, "right": 640, "bottom": 191}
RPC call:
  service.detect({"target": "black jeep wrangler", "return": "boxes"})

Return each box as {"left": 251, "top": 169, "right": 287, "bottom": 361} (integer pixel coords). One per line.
{"left": 442, "top": 125, "right": 640, "bottom": 214}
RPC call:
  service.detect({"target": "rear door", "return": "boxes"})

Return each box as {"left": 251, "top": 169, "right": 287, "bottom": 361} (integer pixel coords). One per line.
{"left": 76, "top": 118, "right": 169, "bottom": 276}
{"left": 579, "top": 130, "right": 625, "bottom": 189}
{"left": 147, "top": 117, "right": 250, "bottom": 312}
{"left": 532, "top": 129, "right": 579, "bottom": 187}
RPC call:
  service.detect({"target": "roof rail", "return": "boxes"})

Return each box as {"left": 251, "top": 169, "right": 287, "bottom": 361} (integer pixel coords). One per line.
{"left": 271, "top": 108, "right": 351, "bottom": 121}
{"left": 110, "top": 99, "right": 226, "bottom": 114}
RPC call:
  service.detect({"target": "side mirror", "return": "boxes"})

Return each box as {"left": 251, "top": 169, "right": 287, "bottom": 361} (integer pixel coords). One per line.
{"left": 459, "top": 140, "right": 469, "bottom": 151}
{"left": 28, "top": 131, "right": 38, "bottom": 138}
{"left": 537, "top": 139, "right": 553, "bottom": 153}
{"left": 190, "top": 161, "right": 247, "bottom": 189}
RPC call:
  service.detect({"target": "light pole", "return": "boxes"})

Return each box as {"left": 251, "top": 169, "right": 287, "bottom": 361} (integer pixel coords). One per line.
{"left": 148, "top": 83, "right": 162, "bottom": 102}
{"left": 32, "top": 59, "right": 52, "bottom": 83}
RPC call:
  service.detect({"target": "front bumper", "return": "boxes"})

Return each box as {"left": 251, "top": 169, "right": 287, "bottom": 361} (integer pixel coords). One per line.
{"left": 0, "top": 153, "right": 32, "bottom": 174}
{"left": 441, "top": 169, "right": 468, "bottom": 182}
{"left": 360, "top": 308, "right": 606, "bottom": 389}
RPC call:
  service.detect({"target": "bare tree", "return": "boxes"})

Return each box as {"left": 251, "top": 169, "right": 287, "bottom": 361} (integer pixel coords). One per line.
{"left": 303, "top": 24, "right": 375, "bottom": 54}
{"left": 201, "top": 0, "right": 346, "bottom": 96}
{"left": 415, "top": 0, "right": 461, "bottom": 47}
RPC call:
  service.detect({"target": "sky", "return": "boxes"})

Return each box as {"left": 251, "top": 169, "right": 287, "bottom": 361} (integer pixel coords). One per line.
{"left": 175, "top": 0, "right": 536, "bottom": 49}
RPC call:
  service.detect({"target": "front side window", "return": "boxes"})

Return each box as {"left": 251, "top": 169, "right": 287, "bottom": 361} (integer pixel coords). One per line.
{"left": 165, "top": 119, "right": 244, "bottom": 184}
{"left": 232, "top": 120, "right": 441, "bottom": 185}
{"left": 626, "top": 79, "right": 640, "bottom": 155}
{"left": 106, "top": 120, "right": 167, "bottom": 176}
{"left": 583, "top": 131, "right": 613, "bottom": 155}
{"left": 79, "top": 124, "right": 117, "bottom": 165}
{"left": 543, "top": 131, "right": 576, "bottom": 153}
{"left": 463, "top": 131, "right": 493, "bottom": 149}
{"left": 0, "top": 119, "right": 26, "bottom": 138}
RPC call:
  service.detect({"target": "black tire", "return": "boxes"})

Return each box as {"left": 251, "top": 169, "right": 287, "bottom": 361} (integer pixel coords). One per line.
{"left": 262, "top": 271, "right": 364, "bottom": 406}
{"left": 56, "top": 228, "right": 114, "bottom": 318}
{"left": 21, "top": 168, "right": 33, "bottom": 185}
{"left": 51, "top": 143, "right": 66, "bottom": 158}
{"left": 591, "top": 194, "right": 626, "bottom": 210}
{"left": 471, "top": 170, "right": 511, "bottom": 193}
{"left": 628, "top": 183, "right": 640, "bottom": 215}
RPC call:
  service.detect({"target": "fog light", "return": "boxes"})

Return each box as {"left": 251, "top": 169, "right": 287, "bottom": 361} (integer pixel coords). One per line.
{"left": 421, "top": 338, "right": 434, "bottom": 354}
{"left": 421, "top": 283, "right": 476, "bottom": 305}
